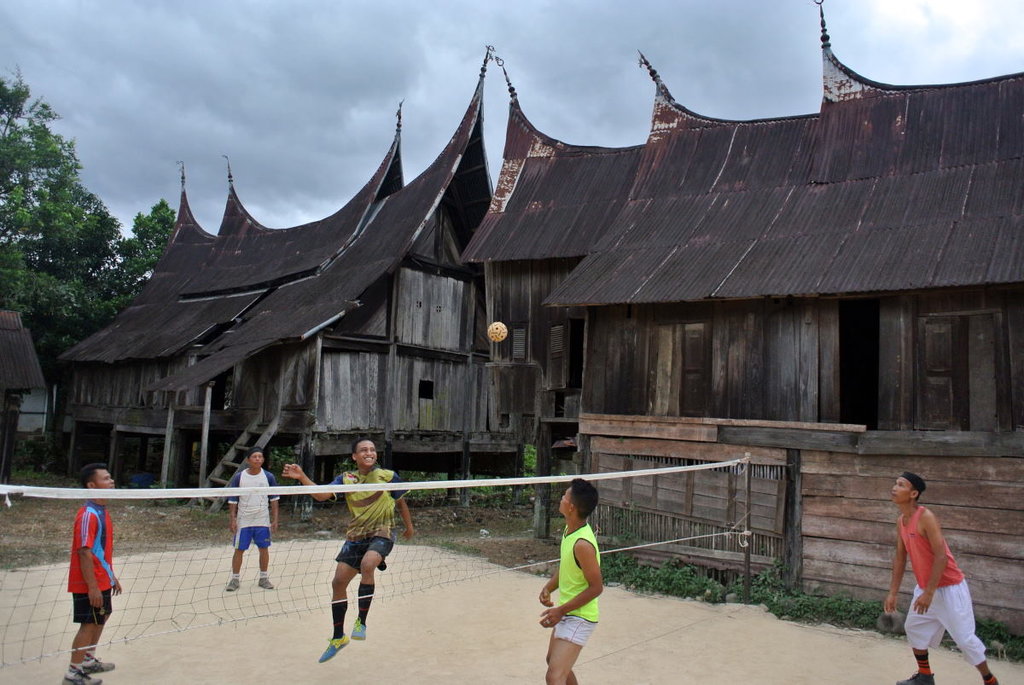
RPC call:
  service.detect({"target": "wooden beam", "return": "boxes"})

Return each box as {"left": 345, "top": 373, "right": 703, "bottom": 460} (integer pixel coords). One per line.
{"left": 198, "top": 382, "right": 213, "bottom": 485}
{"left": 580, "top": 414, "right": 718, "bottom": 443}
{"left": 160, "top": 402, "right": 174, "bottom": 486}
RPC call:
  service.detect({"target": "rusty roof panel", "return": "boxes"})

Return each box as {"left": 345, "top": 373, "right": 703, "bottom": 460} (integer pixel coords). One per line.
{"left": 463, "top": 142, "right": 642, "bottom": 262}
{"left": 514, "top": 63, "right": 1024, "bottom": 307}
{"left": 817, "top": 224, "right": 954, "bottom": 293}
{"left": 0, "top": 311, "right": 46, "bottom": 390}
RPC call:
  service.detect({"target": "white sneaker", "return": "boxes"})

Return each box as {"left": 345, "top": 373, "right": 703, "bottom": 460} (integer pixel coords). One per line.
{"left": 225, "top": 577, "right": 240, "bottom": 591}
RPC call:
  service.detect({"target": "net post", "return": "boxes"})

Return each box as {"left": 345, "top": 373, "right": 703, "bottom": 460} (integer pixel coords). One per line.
{"left": 743, "top": 454, "right": 752, "bottom": 604}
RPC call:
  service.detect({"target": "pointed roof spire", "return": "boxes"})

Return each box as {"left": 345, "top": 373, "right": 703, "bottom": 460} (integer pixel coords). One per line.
{"left": 223, "top": 154, "right": 234, "bottom": 187}
{"left": 816, "top": 0, "right": 831, "bottom": 49}
{"left": 487, "top": 46, "right": 518, "bottom": 102}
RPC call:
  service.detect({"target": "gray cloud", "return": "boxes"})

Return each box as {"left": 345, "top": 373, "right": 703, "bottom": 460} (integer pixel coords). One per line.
{"left": 2, "top": 0, "right": 1022, "bottom": 232}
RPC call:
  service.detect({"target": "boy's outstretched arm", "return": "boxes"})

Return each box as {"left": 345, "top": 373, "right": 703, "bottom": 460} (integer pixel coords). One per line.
{"left": 281, "top": 463, "right": 334, "bottom": 502}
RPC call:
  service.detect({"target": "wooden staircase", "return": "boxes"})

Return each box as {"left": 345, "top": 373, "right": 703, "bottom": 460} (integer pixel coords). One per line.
{"left": 196, "top": 413, "right": 280, "bottom": 511}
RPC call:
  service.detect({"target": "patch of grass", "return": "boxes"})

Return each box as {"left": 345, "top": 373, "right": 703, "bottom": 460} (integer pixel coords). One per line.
{"left": 602, "top": 554, "right": 725, "bottom": 602}
{"left": 8, "top": 469, "right": 76, "bottom": 487}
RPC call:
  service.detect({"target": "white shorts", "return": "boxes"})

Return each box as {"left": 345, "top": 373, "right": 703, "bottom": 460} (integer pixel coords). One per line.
{"left": 553, "top": 615, "right": 597, "bottom": 647}
{"left": 904, "top": 580, "right": 987, "bottom": 665}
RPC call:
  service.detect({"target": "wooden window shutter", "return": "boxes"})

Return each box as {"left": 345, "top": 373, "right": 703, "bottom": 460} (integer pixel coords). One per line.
{"left": 548, "top": 324, "right": 566, "bottom": 388}
{"left": 916, "top": 316, "right": 968, "bottom": 430}
{"left": 681, "top": 322, "right": 709, "bottom": 417}
{"left": 512, "top": 326, "right": 527, "bottom": 361}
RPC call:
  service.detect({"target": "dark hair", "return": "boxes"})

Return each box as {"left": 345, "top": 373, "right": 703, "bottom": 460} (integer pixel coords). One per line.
{"left": 80, "top": 463, "right": 108, "bottom": 487}
{"left": 901, "top": 471, "right": 926, "bottom": 501}
{"left": 246, "top": 446, "right": 268, "bottom": 467}
{"left": 569, "top": 478, "right": 599, "bottom": 519}
{"left": 350, "top": 437, "right": 376, "bottom": 454}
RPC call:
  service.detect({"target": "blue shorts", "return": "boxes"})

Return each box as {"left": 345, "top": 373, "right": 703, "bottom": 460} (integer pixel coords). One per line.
{"left": 336, "top": 536, "right": 394, "bottom": 569}
{"left": 234, "top": 526, "right": 272, "bottom": 550}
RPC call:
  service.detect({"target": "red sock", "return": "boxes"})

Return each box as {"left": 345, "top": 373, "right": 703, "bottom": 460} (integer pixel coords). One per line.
{"left": 914, "top": 651, "right": 932, "bottom": 676}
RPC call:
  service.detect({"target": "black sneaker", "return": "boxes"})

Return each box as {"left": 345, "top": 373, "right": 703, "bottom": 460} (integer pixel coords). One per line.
{"left": 377, "top": 560, "right": 387, "bottom": 571}
{"left": 896, "top": 673, "right": 935, "bottom": 685}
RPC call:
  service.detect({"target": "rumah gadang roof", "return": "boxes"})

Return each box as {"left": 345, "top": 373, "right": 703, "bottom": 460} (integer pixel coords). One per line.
{"left": 61, "top": 58, "right": 492, "bottom": 392}
{"left": 0, "top": 311, "right": 46, "bottom": 391}
{"left": 464, "top": 12, "right": 1024, "bottom": 306}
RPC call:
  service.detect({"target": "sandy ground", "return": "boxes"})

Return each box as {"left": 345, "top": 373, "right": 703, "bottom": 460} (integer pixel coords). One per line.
{"left": 1, "top": 542, "right": 1021, "bottom": 685}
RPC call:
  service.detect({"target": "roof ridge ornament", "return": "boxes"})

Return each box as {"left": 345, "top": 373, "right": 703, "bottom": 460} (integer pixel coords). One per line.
{"left": 638, "top": 51, "right": 664, "bottom": 88}
{"left": 177, "top": 161, "right": 186, "bottom": 190}
{"left": 396, "top": 100, "right": 403, "bottom": 133}
{"left": 815, "top": 0, "right": 831, "bottom": 50}
{"left": 222, "top": 154, "right": 234, "bottom": 187}
{"left": 486, "top": 45, "right": 518, "bottom": 102}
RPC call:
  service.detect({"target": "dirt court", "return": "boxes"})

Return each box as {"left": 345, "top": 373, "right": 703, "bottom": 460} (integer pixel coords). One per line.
{"left": 2, "top": 541, "right": 1021, "bottom": 685}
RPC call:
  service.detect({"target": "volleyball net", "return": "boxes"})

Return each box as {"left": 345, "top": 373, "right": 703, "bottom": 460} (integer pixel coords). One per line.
{"left": 0, "top": 455, "right": 757, "bottom": 668}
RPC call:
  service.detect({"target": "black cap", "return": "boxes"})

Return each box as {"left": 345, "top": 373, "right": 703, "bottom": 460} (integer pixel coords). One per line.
{"left": 246, "top": 446, "right": 266, "bottom": 459}
{"left": 900, "top": 471, "right": 926, "bottom": 496}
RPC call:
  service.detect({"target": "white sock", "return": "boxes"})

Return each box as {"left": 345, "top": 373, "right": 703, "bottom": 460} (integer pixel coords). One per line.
{"left": 230, "top": 573, "right": 240, "bottom": 579}
{"left": 259, "top": 571, "right": 269, "bottom": 579}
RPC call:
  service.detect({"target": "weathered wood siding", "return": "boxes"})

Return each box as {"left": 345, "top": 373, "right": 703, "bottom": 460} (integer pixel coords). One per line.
{"left": 585, "top": 288, "right": 1019, "bottom": 430}
{"left": 879, "top": 289, "right": 1018, "bottom": 431}
{"left": 395, "top": 268, "right": 469, "bottom": 351}
{"left": 484, "top": 258, "right": 584, "bottom": 434}
{"left": 586, "top": 300, "right": 841, "bottom": 422}
{"left": 392, "top": 355, "right": 487, "bottom": 432}
{"left": 71, "top": 361, "right": 179, "bottom": 410}
{"left": 586, "top": 427, "right": 786, "bottom": 570}
{"left": 801, "top": 450, "right": 1024, "bottom": 632}
{"left": 318, "top": 350, "right": 386, "bottom": 431}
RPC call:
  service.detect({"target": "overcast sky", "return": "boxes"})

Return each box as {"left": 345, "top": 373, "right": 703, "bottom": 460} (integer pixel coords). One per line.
{"left": 3, "top": 0, "right": 1023, "bottom": 233}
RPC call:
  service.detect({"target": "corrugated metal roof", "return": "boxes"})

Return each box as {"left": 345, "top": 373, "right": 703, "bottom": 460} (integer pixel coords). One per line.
{"left": 64, "top": 74, "right": 491, "bottom": 392}
{"left": 483, "top": 52, "right": 1024, "bottom": 306}
{"left": 0, "top": 311, "right": 46, "bottom": 390}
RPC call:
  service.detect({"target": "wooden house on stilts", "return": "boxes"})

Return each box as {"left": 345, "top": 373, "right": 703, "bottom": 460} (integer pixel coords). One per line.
{"left": 60, "top": 54, "right": 519, "bottom": 492}
{"left": 463, "top": 13, "right": 1023, "bottom": 630}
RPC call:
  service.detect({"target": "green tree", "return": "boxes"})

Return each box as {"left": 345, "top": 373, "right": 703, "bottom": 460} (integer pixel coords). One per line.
{"left": 0, "top": 72, "right": 172, "bottom": 379}
{"left": 115, "top": 199, "right": 176, "bottom": 305}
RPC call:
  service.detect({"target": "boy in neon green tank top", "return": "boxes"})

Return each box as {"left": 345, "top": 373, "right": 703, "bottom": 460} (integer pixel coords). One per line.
{"left": 539, "top": 478, "right": 602, "bottom": 685}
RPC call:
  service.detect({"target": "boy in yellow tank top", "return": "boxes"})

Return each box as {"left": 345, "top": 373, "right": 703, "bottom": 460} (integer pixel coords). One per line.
{"left": 539, "top": 478, "right": 602, "bottom": 685}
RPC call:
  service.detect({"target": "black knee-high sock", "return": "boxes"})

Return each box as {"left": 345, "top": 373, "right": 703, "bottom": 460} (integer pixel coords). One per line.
{"left": 331, "top": 598, "right": 348, "bottom": 639}
{"left": 357, "top": 583, "right": 374, "bottom": 623}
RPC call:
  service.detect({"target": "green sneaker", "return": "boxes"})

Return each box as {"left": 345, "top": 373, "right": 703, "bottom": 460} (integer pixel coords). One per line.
{"left": 318, "top": 635, "right": 350, "bottom": 663}
{"left": 352, "top": 617, "right": 366, "bottom": 640}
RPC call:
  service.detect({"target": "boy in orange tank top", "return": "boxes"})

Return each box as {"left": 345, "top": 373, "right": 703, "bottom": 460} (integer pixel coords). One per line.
{"left": 884, "top": 472, "right": 998, "bottom": 685}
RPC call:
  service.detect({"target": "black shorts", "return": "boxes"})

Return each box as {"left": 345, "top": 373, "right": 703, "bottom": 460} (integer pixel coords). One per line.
{"left": 336, "top": 536, "right": 394, "bottom": 570}
{"left": 72, "top": 589, "right": 112, "bottom": 624}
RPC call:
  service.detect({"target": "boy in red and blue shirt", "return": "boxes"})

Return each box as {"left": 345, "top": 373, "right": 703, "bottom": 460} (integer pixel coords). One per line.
{"left": 65, "top": 463, "right": 122, "bottom": 685}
